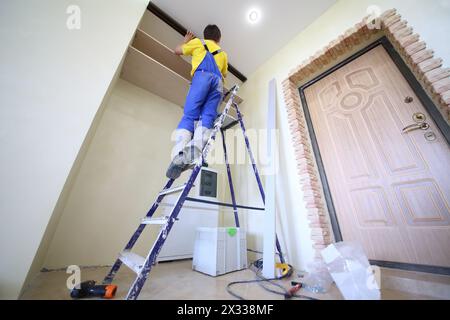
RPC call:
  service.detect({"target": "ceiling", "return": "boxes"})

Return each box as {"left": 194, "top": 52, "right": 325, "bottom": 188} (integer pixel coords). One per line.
{"left": 151, "top": 0, "right": 337, "bottom": 78}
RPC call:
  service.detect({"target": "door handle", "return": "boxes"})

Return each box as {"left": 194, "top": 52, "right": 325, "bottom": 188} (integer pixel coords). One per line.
{"left": 402, "top": 122, "right": 430, "bottom": 134}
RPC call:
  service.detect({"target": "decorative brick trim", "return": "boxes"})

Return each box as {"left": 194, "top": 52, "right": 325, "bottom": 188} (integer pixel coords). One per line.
{"left": 282, "top": 9, "right": 450, "bottom": 262}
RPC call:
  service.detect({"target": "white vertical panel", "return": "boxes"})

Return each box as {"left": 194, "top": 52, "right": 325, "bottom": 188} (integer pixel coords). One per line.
{"left": 263, "top": 79, "right": 277, "bottom": 278}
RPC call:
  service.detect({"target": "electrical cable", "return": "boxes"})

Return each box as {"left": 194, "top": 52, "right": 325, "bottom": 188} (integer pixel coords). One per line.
{"left": 225, "top": 257, "right": 319, "bottom": 301}
{"left": 253, "top": 261, "right": 319, "bottom": 300}
{"left": 247, "top": 248, "right": 281, "bottom": 256}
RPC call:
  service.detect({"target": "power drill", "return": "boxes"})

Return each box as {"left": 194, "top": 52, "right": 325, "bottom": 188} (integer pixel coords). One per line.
{"left": 70, "top": 280, "right": 117, "bottom": 299}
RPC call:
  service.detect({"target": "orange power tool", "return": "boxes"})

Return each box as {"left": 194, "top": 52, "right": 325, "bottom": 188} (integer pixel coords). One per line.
{"left": 70, "top": 280, "right": 117, "bottom": 299}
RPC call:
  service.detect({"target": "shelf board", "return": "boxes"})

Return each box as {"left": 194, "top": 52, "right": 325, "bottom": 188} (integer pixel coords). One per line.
{"left": 121, "top": 46, "right": 190, "bottom": 107}
{"left": 130, "top": 29, "right": 243, "bottom": 105}
{"left": 120, "top": 47, "right": 242, "bottom": 128}
{"left": 133, "top": 29, "right": 192, "bottom": 81}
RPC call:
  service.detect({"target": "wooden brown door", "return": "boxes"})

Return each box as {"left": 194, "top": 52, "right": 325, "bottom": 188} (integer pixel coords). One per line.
{"left": 304, "top": 45, "right": 450, "bottom": 268}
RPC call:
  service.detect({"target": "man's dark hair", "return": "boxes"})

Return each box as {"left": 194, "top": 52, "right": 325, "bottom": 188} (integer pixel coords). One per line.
{"left": 203, "top": 25, "right": 221, "bottom": 42}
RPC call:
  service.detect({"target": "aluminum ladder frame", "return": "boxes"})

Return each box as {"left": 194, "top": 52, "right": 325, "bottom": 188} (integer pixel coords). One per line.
{"left": 103, "top": 85, "right": 284, "bottom": 300}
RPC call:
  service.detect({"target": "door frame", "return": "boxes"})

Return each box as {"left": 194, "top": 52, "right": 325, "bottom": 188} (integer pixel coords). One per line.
{"left": 298, "top": 36, "right": 450, "bottom": 275}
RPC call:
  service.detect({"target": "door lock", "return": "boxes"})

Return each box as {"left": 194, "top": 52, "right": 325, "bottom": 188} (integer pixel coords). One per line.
{"left": 402, "top": 122, "right": 430, "bottom": 134}
{"left": 424, "top": 131, "right": 437, "bottom": 141}
{"left": 412, "top": 113, "right": 426, "bottom": 123}
{"left": 404, "top": 96, "right": 414, "bottom": 103}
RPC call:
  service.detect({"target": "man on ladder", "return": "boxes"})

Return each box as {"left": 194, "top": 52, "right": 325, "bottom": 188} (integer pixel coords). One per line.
{"left": 99, "top": 26, "right": 285, "bottom": 300}
{"left": 166, "top": 24, "right": 228, "bottom": 179}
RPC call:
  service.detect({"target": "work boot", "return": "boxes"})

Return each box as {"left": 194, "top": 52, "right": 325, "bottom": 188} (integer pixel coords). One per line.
{"left": 166, "top": 129, "right": 194, "bottom": 179}
{"left": 166, "top": 152, "right": 189, "bottom": 180}
{"left": 166, "top": 144, "right": 204, "bottom": 179}
{"left": 166, "top": 126, "right": 211, "bottom": 179}
{"left": 165, "top": 145, "right": 197, "bottom": 179}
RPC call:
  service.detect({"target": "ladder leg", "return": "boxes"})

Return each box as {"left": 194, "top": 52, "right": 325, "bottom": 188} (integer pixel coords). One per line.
{"left": 234, "top": 104, "right": 286, "bottom": 264}
{"left": 275, "top": 237, "right": 285, "bottom": 264}
{"left": 235, "top": 104, "right": 265, "bottom": 201}
{"left": 126, "top": 91, "right": 238, "bottom": 299}
{"left": 126, "top": 167, "right": 202, "bottom": 299}
{"left": 103, "top": 259, "right": 123, "bottom": 285}
{"left": 110, "top": 87, "right": 239, "bottom": 298}
{"left": 103, "top": 179, "right": 175, "bottom": 284}
{"left": 221, "top": 129, "right": 240, "bottom": 227}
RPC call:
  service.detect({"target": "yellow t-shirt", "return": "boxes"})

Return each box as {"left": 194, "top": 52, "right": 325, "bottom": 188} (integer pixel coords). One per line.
{"left": 182, "top": 38, "right": 228, "bottom": 78}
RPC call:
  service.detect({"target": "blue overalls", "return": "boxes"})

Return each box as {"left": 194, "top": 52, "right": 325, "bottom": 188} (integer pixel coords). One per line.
{"left": 177, "top": 40, "right": 224, "bottom": 133}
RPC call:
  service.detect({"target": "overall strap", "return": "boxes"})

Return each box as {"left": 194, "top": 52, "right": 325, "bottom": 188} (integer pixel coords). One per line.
{"left": 201, "top": 39, "right": 222, "bottom": 56}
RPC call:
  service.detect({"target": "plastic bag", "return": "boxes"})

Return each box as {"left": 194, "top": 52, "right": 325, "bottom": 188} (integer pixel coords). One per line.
{"left": 321, "top": 242, "right": 381, "bottom": 300}
{"left": 301, "top": 261, "right": 334, "bottom": 293}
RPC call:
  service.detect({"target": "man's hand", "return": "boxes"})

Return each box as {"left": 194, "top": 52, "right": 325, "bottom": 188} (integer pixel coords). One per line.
{"left": 175, "top": 31, "right": 196, "bottom": 55}
{"left": 184, "top": 30, "right": 195, "bottom": 43}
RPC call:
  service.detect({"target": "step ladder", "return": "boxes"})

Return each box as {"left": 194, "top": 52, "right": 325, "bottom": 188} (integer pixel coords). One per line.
{"left": 103, "top": 85, "right": 285, "bottom": 300}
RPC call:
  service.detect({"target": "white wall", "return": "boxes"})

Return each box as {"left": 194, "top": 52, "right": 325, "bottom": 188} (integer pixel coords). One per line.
{"left": 237, "top": 0, "right": 450, "bottom": 271}
{"left": 43, "top": 79, "right": 185, "bottom": 268}
{"left": 42, "top": 78, "right": 234, "bottom": 269}
{"left": 41, "top": 12, "right": 233, "bottom": 271}
{"left": 0, "top": 0, "right": 148, "bottom": 299}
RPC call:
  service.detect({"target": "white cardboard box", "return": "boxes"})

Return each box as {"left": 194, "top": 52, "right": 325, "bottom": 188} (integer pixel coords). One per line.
{"left": 192, "top": 227, "right": 247, "bottom": 276}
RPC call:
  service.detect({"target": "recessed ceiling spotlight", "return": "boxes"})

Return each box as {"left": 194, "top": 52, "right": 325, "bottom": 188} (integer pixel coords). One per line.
{"left": 247, "top": 9, "right": 261, "bottom": 24}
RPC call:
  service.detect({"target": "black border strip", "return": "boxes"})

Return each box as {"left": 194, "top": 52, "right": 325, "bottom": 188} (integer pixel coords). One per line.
{"left": 185, "top": 197, "right": 264, "bottom": 211}
{"left": 370, "top": 260, "right": 450, "bottom": 276}
{"left": 148, "top": 2, "right": 247, "bottom": 83}
{"left": 299, "top": 36, "right": 450, "bottom": 275}
{"left": 221, "top": 120, "right": 239, "bottom": 131}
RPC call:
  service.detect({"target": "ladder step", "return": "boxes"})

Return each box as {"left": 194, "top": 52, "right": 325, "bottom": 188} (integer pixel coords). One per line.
{"left": 159, "top": 184, "right": 187, "bottom": 196}
{"left": 217, "top": 114, "right": 238, "bottom": 128}
{"left": 141, "top": 216, "right": 169, "bottom": 225}
{"left": 104, "top": 86, "right": 243, "bottom": 300}
{"left": 119, "top": 251, "right": 145, "bottom": 274}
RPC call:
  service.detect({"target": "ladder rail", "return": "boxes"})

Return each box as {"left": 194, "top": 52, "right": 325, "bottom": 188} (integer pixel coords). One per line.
{"left": 126, "top": 165, "right": 202, "bottom": 299}
{"left": 221, "top": 129, "right": 239, "bottom": 227}
{"left": 234, "top": 103, "right": 265, "bottom": 201}
{"left": 125, "top": 87, "right": 240, "bottom": 299}
{"left": 103, "top": 179, "right": 174, "bottom": 284}
{"left": 104, "top": 85, "right": 286, "bottom": 299}
{"left": 235, "top": 103, "right": 286, "bottom": 264}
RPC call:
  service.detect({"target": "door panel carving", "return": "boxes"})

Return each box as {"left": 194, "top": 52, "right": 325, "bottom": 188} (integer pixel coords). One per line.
{"left": 304, "top": 45, "right": 450, "bottom": 267}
